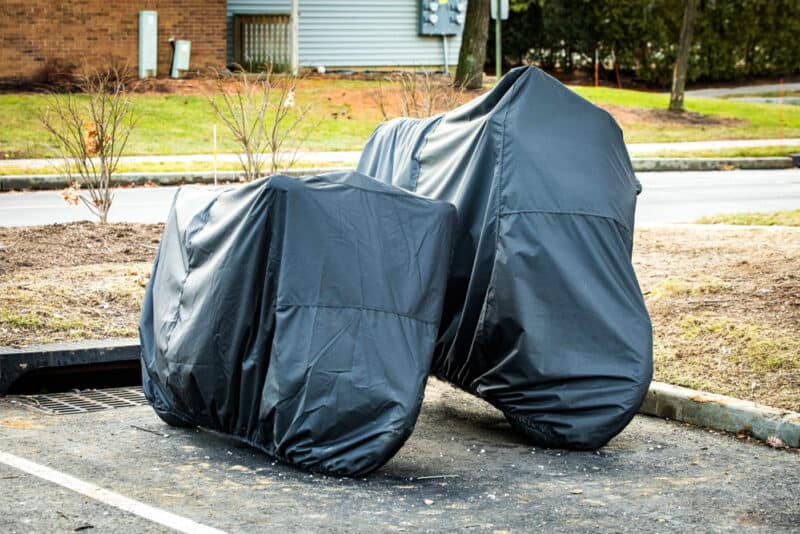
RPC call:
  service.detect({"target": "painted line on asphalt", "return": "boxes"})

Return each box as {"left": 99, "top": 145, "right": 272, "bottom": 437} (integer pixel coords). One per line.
{"left": 0, "top": 451, "right": 226, "bottom": 534}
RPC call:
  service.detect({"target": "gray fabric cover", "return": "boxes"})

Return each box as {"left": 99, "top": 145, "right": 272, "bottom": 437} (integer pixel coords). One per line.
{"left": 140, "top": 171, "right": 456, "bottom": 476}
{"left": 357, "top": 67, "right": 653, "bottom": 449}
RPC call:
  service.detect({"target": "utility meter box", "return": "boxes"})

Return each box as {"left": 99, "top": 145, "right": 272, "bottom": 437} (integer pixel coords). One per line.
{"left": 419, "top": 0, "right": 466, "bottom": 36}
{"left": 138, "top": 11, "right": 158, "bottom": 78}
{"left": 170, "top": 40, "right": 191, "bottom": 78}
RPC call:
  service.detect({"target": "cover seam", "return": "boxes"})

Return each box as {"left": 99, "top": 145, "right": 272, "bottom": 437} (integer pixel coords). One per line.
{"left": 276, "top": 302, "right": 438, "bottom": 326}
{"left": 500, "top": 208, "right": 632, "bottom": 233}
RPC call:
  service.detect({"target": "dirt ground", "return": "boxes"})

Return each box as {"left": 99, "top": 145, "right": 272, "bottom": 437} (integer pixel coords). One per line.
{"left": 634, "top": 225, "right": 799, "bottom": 413}
{"left": 602, "top": 104, "right": 745, "bottom": 129}
{"left": 0, "top": 222, "right": 797, "bottom": 411}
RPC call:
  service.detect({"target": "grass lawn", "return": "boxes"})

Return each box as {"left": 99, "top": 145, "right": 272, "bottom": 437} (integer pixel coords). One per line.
{"left": 2, "top": 78, "right": 799, "bottom": 158}
{"left": 634, "top": 146, "right": 800, "bottom": 158}
{"left": 0, "top": 79, "right": 382, "bottom": 159}
{"left": 721, "top": 90, "right": 800, "bottom": 99}
{"left": 0, "top": 158, "right": 353, "bottom": 177}
{"left": 1, "top": 222, "right": 798, "bottom": 413}
{"left": 571, "top": 86, "right": 800, "bottom": 143}
{"left": 696, "top": 209, "right": 800, "bottom": 226}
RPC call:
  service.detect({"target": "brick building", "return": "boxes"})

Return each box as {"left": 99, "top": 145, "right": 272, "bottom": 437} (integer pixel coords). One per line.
{"left": 0, "top": 0, "right": 227, "bottom": 83}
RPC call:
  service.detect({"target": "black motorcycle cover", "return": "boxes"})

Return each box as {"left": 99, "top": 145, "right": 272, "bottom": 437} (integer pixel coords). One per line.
{"left": 357, "top": 67, "right": 653, "bottom": 449}
{"left": 140, "top": 172, "right": 456, "bottom": 476}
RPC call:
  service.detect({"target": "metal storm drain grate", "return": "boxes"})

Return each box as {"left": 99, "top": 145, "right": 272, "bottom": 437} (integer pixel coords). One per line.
{"left": 9, "top": 387, "right": 148, "bottom": 415}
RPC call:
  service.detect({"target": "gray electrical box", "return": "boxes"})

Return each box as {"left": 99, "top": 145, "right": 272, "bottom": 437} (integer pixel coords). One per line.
{"left": 419, "top": 0, "right": 467, "bottom": 36}
{"left": 170, "top": 40, "right": 191, "bottom": 78}
{"left": 138, "top": 11, "right": 158, "bottom": 79}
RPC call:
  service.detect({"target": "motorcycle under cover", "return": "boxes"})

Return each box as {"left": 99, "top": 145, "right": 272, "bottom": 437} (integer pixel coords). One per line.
{"left": 140, "top": 172, "right": 456, "bottom": 476}
{"left": 357, "top": 67, "right": 653, "bottom": 450}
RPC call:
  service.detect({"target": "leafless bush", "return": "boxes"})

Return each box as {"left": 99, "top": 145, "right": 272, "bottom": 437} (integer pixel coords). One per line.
{"left": 40, "top": 65, "right": 137, "bottom": 223}
{"left": 371, "top": 70, "right": 474, "bottom": 121}
{"left": 33, "top": 58, "right": 78, "bottom": 91}
{"left": 208, "top": 66, "right": 315, "bottom": 180}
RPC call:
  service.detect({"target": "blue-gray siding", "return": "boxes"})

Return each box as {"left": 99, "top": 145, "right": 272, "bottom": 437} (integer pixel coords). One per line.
{"left": 227, "top": 1, "right": 464, "bottom": 67}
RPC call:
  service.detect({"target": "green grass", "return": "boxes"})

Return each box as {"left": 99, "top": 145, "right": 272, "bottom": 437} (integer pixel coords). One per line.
{"left": 0, "top": 159, "right": 352, "bottom": 176}
{"left": 635, "top": 146, "right": 799, "bottom": 158}
{"left": 695, "top": 209, "right": 800, "bottom": 226}
{"left": 0, "top": 80, "right": 381, "bottom": 159}
{"left": 571, "top": 86, "right": 800, "bottom": 143}
{"left": 721, "top": 90, "right": 800, "bottom": 99}
{"left": 2, "top": 79, "right": 799, "bottom": 158}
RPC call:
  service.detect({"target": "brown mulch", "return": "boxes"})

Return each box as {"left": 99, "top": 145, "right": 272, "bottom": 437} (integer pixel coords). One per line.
{"left": 602, "top": 104, "right": 745, "bottom": 128}
{"left": 0, "top": 222, "right": 163, "bottom": 276}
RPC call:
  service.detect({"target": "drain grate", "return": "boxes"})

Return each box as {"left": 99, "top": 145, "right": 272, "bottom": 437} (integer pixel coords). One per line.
{"left": 8, "top": 387, "right": 148, "bottom": 415}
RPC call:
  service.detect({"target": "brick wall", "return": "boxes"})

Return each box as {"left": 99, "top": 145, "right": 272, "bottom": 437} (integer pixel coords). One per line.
{"left": 0, "top": 0, "right": 227, "bottom": 82}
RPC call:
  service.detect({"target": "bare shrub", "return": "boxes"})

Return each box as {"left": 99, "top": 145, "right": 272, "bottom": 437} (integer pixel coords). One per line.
{"left": 208, "top": 65, "right": 315, "bottom": 180}
{"left": 33, "top": 58, "right": 78, "bottom": 91}
{"left": 40, "top": 65, "right": 137, "bottom": 224}
{"left": 370, "top": 70, "right": 475, "bottom": 121}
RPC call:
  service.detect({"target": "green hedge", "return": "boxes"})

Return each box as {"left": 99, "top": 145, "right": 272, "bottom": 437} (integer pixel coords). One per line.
{"left": 490, "top": 0, "right": 800, "bottom": 86}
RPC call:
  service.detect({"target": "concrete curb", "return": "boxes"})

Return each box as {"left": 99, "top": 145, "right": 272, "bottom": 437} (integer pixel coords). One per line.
{"left": 632, "top": 156, "right": 795, "bottom": 172}
{"left": 0, "top": 338, "right": 139, "bottom": 394}
{"left": 641, "top": 382, "right": 800, "bottom": 448}
{"left": 0, "top": 167, "right": 352, "bottom": 192}
{"left": 1, "top": 158, "right": 797, "bottom": 191}
{"left": 2, "top": 338, "right": 798, "bottom": 448}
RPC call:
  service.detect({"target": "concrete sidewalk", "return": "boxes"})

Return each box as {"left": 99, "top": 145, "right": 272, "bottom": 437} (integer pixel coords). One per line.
{"left": 0, "top": 151, "right": 363, "bottom": 170}
{"left": 626, "top": 138, "right": 800, "bottom": 155}
{"left": 2, "top": 139, "right": 800, "bottom": 170}
{"left": 685, "top": 82, "right": 800, "bottom": 98}
{"left": 1, "top": 379, "right": 798, "bottom": 532}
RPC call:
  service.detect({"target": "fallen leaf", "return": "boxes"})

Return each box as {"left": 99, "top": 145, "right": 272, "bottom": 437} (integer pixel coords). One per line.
{"left": 766, "top": 435, "right": 786, "bottom": 449}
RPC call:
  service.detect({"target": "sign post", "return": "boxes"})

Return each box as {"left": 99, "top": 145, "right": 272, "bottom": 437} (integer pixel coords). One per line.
{"left": 491, "top": 0, "right": 509, "bottom": 82}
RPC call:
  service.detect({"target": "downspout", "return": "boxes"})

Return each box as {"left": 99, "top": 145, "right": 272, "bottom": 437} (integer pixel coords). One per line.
{"left": 442, "top": 35, "right": 449, "bottom": 75}
{"left": 291, "top": 0, "right": 299, "bottom": 75}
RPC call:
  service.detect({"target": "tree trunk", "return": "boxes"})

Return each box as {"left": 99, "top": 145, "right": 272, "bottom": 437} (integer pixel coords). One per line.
{"left": 455, "top": 0, "right": 491, "bottom": 89}
{"left": 669, "top": 0, "right": 698, "bottom": 112}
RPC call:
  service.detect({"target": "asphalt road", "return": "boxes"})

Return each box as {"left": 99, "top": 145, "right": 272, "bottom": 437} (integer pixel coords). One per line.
{"left": 0, "top": 169, "right": 799, "bottom": 227}
{"left": 1, "top": 379, "right": 798, "bottom": 533}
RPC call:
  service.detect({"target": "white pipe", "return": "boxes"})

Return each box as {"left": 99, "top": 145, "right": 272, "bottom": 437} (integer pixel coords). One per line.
{"left": 291, "top": 0, "right": 299, "bottom": 75}
{"left": 442, "top": 35, "right": 449, "bottom": 75}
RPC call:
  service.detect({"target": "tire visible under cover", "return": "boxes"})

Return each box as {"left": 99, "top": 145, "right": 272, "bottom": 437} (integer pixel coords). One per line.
{"left": 357, "top": 67, "right": 653, "bottom": 450}
{"left": 140, "top": 172, "right": 456, "bottom": 476}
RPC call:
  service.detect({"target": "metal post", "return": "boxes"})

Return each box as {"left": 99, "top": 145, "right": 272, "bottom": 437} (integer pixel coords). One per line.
{"left": 290, "top": 0, "right": 299, "bottom": 75}
{"left": 213, "top": 124, "right": 218, "bottom": 186}
{"left": 780, "top": 78, "right": 784, "bottom": 140}
{"left": 495, "top": 0, "right": 501, "bottom": 82}
{"left": 594, "top": 48, "right": 599, "bottom": 87}
{"left": 442, "top": 35, "right": 449, "bottom": 75}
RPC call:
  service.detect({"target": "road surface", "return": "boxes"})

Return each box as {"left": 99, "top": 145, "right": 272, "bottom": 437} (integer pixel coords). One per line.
{"left": 685, "top": 81, "right": 800, "bottom": 98}
{"left": 1, "top": 379, "right": 798, "bottom": 532}
{"left": 0, "top": 169, "right": 799, "bottom": 227}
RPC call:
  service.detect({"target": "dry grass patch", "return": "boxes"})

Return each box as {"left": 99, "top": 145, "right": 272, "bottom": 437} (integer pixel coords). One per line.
{"left": 635, "top": 225, "right": 800, "bottom": 412}
{"left": 696, "top": 209, "right": 800, "bottom": 227}
{"left": 648, "top": 276, "right": 731, "bottom": 299}
{"left": 0, "top": 262, "right": 151, "bottom": 345}
{"left": 0, "top": 222, "right": 162, "bottom": 346}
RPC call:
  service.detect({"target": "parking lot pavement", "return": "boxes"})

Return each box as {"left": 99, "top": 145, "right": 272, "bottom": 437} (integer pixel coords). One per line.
{"left": 1, "top": 379, "right": 798, "bottom": 533}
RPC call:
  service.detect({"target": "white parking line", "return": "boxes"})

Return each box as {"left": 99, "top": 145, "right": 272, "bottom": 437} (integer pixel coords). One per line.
{"left": 0, "top": 451, "right": 226, "bottom": 534}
